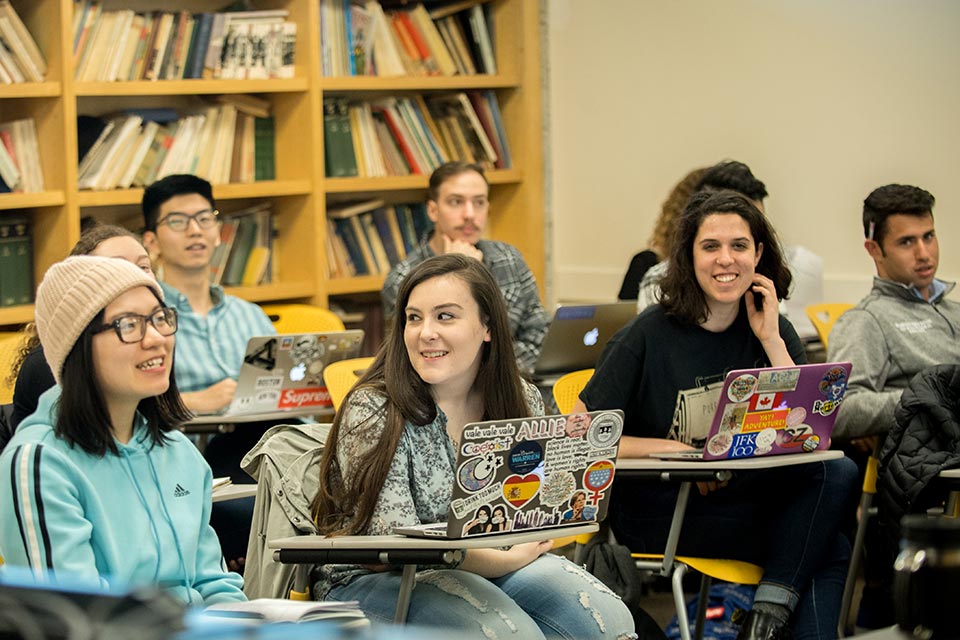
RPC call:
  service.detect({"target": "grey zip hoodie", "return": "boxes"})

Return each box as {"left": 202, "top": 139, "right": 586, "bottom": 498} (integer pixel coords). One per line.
{"left": 829, "top": 277, "right": 960, "bottom": 439}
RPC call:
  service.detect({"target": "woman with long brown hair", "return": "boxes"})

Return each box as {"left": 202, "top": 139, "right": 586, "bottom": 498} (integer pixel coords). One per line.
{"left": 312, "top": 254, "right": 635, "bottom": 638}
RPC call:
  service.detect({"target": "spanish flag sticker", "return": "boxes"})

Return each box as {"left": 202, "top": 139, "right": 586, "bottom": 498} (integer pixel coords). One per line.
{"left": 503, "top": 473, "right": 541, "bottom": 509}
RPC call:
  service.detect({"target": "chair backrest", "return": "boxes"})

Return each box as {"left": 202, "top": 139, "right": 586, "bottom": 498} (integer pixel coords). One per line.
{"left": 0, "top": 332, "right": 23, "bottom": 405}
{"left": 323, "top": 356, "right": 375, "bottom": 411}
{"left": 804, "top": 303, "right": 854, "bottom": 350}
{"left": 260, "top": 304, "right": 345, "bottom": 334}
{"left": 552, "top": 369, "right": 594, "bottom": 414}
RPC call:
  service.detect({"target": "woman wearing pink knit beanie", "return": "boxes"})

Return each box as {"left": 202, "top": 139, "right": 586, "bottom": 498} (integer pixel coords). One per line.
{"left": 0, "top": 256, "right": 246, "bottom": 604}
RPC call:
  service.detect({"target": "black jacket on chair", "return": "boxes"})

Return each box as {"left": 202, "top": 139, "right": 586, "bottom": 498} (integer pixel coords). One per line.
{"left": 876, "top": 364, "right": 960, "bottom": 551}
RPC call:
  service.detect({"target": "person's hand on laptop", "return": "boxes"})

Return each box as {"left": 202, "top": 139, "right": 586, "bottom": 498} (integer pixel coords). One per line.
{"left": 181, "top": 378, "right": 237, "bottom": 414}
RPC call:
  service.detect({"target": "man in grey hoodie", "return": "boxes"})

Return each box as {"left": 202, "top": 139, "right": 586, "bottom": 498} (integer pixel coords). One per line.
{"left": 829, "top": 183, "right": 960, "bottom": 440}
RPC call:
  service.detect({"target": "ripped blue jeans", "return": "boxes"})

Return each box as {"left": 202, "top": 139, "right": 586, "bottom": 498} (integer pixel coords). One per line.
{"left": 328, "top": 553, "right": 637, "bottom": 639}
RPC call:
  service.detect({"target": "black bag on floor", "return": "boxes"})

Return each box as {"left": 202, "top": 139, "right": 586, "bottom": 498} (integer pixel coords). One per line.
{"left": 582, "top": 532, "right": 667, "bottom": 639}
{"left": 582, "top": 534, "right": 644, "bottom": 610}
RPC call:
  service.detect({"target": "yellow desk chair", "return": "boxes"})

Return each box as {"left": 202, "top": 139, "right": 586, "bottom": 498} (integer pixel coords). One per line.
{"left": 0, "top": 332, "right": 24, "bottom": 405}
{"left": 260, "top": 303, "right": 345, "bottom": 334}
{"left": 805, "top": 303, "right": 854, "bottom": 350}
{"left": 552, "top": 368, "right": 594, "bottom": 414}
{"left": 323, "top": 356, "right": 375, "bottom": 412}
{"left": 838, "top": 442, "right": 881, "bottom": 637}
{"left": 550, "top": 370, "right": 597, "bottom": 549}
{"left": 552, "top": 368, "right": 762, "bottom": 640}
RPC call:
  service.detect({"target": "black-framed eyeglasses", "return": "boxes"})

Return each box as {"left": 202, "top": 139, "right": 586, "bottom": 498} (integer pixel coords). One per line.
{"left": 92, "top": 307, "right": 179, "bottom": 344}
{"left": 156, "top": 209, "right": 219, "bottom": 232}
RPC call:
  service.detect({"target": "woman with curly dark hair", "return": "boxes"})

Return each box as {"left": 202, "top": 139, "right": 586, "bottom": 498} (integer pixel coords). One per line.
{"left": 576, "top": 190, "right": 857, "bottom": 640}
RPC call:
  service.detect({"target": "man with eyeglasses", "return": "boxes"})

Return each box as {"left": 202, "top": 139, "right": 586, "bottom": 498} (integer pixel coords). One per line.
{"left": 141, "top": 174, "right": 277, "bottom": 575}
{"left": 141, "top": 174, "right": 276, "bottom": 470}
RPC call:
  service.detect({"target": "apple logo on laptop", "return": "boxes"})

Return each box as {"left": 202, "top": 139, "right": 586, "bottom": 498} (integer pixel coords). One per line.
{"left": 290, "top": 362, "right": 306, "bottom": 382}
{"left": 583, "top": 327, "right": 599, "bottom": 347}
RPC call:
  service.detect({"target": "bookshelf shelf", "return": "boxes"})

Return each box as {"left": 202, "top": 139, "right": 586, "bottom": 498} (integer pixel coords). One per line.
{"left": 325, "top": 169, "right": 523, "bottom": 194}
{"left": 326, "top": 274, "right": 387, "bottom": 296}
{"left": 74, "top": 79, "right": 311, "bottom": 98}
{"left": 213, "top": 180, "right": 314, "bottom": 200}
{"left": 320, "top": 75, "right": 519, "bottom": 93}
{"left": 75, "top": 181, "right": 314, "bottom": 208}
{"left": 0, "top": 304, "right": 34, "bottom": 327}
{"left": 223, "top": 280, "right": 316, "bottom": 303}
{"left": 0, "top": 191, "right": 66, "bottom": 210}
{"left": 0, "top": 0, "right": 544, "bottom": 335}
{"left": 0, "top": 82, "right": 61, "bottom": 98}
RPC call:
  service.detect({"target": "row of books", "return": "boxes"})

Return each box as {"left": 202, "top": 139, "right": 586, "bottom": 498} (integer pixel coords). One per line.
{"left": 0, "top": 216, "right": 32, "bottom": 308}
{"left": 210, "top": 203, "right": 276, "bottom": 287}
{"left": 0, "top": 118, "right": 44, "bottom": 194}
{"left": 77, "top": 95, "right": 275, "bottom": 191}
{"left": 323, "top": 90, "right": 509, "bottom": 178}
{"left": 0, "top": 1, "right": 47, "bottom": 83}
{"left": 322, "top": 0, "right": 495, "bottom": 77}
{"left": 325, "top": 199, "right": 432, "bottom": 278}
{"left": 72, "top": 3, "right": 296, "bottom": 82}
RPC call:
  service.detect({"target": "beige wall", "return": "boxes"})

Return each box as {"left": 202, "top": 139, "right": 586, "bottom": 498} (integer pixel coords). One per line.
{"left": 546, "top": 0, "right": 960, "bottom": 305}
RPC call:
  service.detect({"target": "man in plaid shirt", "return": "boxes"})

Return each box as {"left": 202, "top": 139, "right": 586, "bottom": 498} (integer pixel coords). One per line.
{"left": 382, "top": 162, "right": 548, "bottom": 372}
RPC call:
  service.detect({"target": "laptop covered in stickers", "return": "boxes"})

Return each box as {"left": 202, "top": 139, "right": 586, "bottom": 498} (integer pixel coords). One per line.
{"left": 394, "top": 410, "right": 624, "bottom": 539}
{"left": 654, "top": 362, "right": 852, "bottom": 461}
{"left": 192, "top": 330, "right": 364, "bottom": 420}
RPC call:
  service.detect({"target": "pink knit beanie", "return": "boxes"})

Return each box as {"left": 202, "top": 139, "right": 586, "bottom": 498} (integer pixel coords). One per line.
{"left": 35, "top": 256, "right": 163, "bottom": 384}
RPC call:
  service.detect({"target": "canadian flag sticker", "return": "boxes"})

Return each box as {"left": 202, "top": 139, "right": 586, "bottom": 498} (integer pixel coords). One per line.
{"left": 748, "top": 392, "right": 783, "bottom": 412}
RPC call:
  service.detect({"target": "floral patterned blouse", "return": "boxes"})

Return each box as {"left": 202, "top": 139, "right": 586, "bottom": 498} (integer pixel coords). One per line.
{"left": 312, "top": 380, "right": 545, "bottom": 598}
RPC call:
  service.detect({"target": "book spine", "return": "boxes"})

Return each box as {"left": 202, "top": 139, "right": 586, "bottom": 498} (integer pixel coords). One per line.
{"left": 371, "top": 207, "right": 401, "bottom": 266}
{"left": 394, "top": 204, "right": 417, "bottom": 253}
{"left": 483, "top": 89, "right": 511, "bottom": 168}
{"left": 253, "top": 116, "right": 275, "bottom": 181}
{"left": 357, "top": 213, "right": 388, "bottom": 274}
{"left": 221, "top": 215, "right": 258, "bottom": 286}
{"left": 0, "top": 216, "right": 31, "bottom": 306}
{"left": 185, "top": 12, "right": 212, "bottom": 79}
{"left": 334, "top": 217, "right": 369, "bottom": 275}
{"left": 409, "top": 202, "right": 432, "bottom": 240}
{"left": 372, "top": 104, "right": 420, "bottom": 174}
{"left": 0, "top": 0, "right": 46, "bottom": 76}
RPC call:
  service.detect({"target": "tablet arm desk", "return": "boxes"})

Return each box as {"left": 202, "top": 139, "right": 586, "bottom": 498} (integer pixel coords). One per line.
{"left": 616, "top": 467, "right": 733, "bottom": 575}
{"left": 270, "top": 525, "right": 599, "bottom": 624}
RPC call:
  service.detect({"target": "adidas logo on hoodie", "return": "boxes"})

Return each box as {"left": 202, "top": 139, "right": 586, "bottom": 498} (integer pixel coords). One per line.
{"left": 174, "top": 484, "right": 190, "bottom": 498}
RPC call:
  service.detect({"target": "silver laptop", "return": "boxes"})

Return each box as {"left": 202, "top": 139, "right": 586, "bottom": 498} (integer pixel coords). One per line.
{"left": 532, "top": 303, "right": 636, "bottom": 379}
{"left": 394, "top": 410, "right": 624, "bottom": 539}
{"left": 199, "top": 330, "right": 364, "bottom": 418}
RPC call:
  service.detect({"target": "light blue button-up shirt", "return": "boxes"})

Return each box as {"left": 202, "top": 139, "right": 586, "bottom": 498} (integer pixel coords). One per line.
{"left": 159, "top": 281, "right": 276, "bottom": 393}
{"left": 913, "top": 278, "right": 948, "bottom": 303}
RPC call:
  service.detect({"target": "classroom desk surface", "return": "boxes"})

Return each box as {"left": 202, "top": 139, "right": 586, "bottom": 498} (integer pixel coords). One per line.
{"left": 186, "top": 407, "right": 333, "bottom": 426}
{"left": 269, "top": 525, "right": 598, "bottom": 552}
{"left": 211, "top": 483, "right": 257, "bottom": 503}
{"left": 615, "top": 449, "right": 844, "bottom": 569}
{"left": 938, "top": 468, "right": 960, "bottom": 516}
{"left": 617, "top": 449, "right": 843, "bottom": 472}
{"left": 269, "top": 524, "right": 599, "bottom": 624}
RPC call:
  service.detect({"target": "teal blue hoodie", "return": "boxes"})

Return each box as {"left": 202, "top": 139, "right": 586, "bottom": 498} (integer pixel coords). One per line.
{"left": 0, "top": 387, "right": 245, "bottom": 605}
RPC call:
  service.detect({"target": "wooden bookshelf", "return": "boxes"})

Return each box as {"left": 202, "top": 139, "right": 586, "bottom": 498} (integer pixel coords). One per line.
{"left": 0, "top": 0, "right": 544, "bottom": 329}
